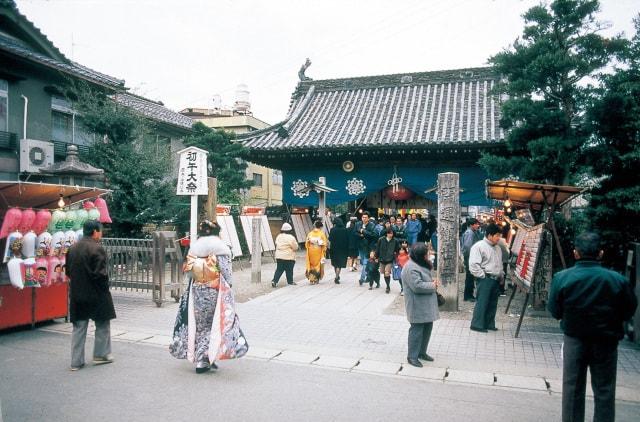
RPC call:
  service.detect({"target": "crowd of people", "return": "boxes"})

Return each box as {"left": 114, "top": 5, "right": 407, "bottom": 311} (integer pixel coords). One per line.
{"left": 65, "top": 214, "right": 636, "bottom": 420}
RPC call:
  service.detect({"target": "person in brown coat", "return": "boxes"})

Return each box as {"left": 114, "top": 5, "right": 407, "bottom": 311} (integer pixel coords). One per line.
{"left": 66, "top": 220, "right": 116, "bottom": 371}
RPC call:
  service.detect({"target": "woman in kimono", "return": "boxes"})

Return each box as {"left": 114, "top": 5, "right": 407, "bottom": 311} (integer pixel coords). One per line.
{"left": 170, "top": 220, "right": 248, "bottom": 373}
{"left": 305, "top": 220, "right": 328, "bottom": 284}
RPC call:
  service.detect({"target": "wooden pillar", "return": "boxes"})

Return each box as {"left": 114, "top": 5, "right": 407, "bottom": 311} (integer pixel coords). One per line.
{"left": 251, "top": 218, "right": 262, "bottom": 283}
{"left": 436, "top": 172, "right": 460, "bottom": 311}
{"left": 205, "top": 177, "right": 217, "bottom": 221}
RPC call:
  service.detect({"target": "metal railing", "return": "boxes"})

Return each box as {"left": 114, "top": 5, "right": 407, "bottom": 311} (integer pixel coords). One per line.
{"left": 102, "top": 232, "right": 184, "bottom": 306}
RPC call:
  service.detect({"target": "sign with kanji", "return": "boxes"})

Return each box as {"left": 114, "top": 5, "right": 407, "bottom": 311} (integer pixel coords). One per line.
{"left": 176, "top": 147, "right": 208, "bottom": 195}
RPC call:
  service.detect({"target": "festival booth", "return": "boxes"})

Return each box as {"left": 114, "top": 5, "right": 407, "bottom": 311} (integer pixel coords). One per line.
{"left": 486, "top": 179, "right": 584, "bottom": 337}
{"left": 214, "top": 205, "right": 243, "bottom": 259}
{"left": 0, "top": 181, "right": 111, "bottom": 330}
{"left": 239, "top": 206, "right": 275, "bottom": 258}
{"left": 289, "top": 207, "right": 313, "bottom": 243}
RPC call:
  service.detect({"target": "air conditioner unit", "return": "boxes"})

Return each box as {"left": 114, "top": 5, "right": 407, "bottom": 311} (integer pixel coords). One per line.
{"left": 20, "top": 139, "right": 54, "bottom": 173}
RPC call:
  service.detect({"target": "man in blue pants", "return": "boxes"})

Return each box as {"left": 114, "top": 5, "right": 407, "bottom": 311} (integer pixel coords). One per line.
{"left": 548, "top": 232, "right": 637, "bottom": 422}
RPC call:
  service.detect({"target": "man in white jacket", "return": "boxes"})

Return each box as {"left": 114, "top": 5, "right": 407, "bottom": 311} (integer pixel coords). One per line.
{"left": 468, "top": 223, "right": 503, "bottom": 333}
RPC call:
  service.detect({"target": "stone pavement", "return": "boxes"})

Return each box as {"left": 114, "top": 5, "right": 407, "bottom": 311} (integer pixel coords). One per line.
{"left": 39, "top": 251, "right": 640, "bottom": 402}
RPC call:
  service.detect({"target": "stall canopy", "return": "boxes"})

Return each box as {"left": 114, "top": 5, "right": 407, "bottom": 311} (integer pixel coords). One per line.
{"left": 486, "top": 180, "right": 584, "bottom": 209}
{"left": 0, "top": 181, "right": 111, "bottom": 210}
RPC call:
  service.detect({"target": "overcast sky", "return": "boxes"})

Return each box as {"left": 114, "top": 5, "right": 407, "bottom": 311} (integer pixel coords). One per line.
{"left": 15, "top": 0, "right": 640, "bottom": 125}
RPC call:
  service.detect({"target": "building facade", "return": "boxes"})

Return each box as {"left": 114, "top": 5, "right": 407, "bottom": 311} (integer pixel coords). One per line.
{"left": 239, "top": 67, "right": 505, "bottom": 215}
{"left": 180, "top": 107, "right": 283, "bottom": 206}
{"left": 0, "top": 1, "right": 192, "bottom": 185}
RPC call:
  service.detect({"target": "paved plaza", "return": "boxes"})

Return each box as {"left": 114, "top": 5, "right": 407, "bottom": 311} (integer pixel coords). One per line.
{"left": 36, "top": 252, "right": 640, "bottom": 402}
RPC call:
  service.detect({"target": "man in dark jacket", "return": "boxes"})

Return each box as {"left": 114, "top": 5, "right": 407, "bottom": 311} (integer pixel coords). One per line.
{"left": 548, "top": 232, "right": 637, "bottom": 422}
{"left": 67, "top": 220, "right": 116, "bottom": 371}
{"left": 355, "top": 212, "right": 377, "bottom": 285}
{"left": 376, "top": 229, "right": 400, "bottom": 293}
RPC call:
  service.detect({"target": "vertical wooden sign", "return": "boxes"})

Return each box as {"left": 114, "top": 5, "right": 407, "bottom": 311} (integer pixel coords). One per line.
{"left": 251, "top": 218, "right": 262, "bottom": 283}
{"left": 436, "top": 172, "right": 460, "bottom": 311}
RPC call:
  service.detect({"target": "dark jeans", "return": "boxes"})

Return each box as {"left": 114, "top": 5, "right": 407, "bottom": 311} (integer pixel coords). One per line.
{"left": 470, "top": 277, "right": 499, "bottom": 330}
{"left": 562, "top": 335, "right": 618, "bottom": 422}
{"left": 463, "top": 259, "right": 476, "bottom": 300}
{"left": 272, "top": 259, "right": 295, "bottom": 285}
{"left": 407, "top": 322, "right": 433, "bottom": 360}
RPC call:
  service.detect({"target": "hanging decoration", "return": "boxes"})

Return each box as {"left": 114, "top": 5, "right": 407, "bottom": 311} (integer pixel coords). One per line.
{"left": 33, "top": 210, "right": 52, "bottom": 235}
{"left": 291, "top": 179, "right": 310, "bottom": 198}
{"left": 0, "top": 208, "right": 23, "bottom": 239}
{"left": 18, "top": 208, "right": 36, "bottom": 233}
{"left": 387, "top": 166, "right": 403, "bottom": 193}
{"left": 95, "top": 197, "right": 112, "bottom": 224}
{"left": 74, "top": 209, "right": 89, "bottom": 230}
{"left": 384, "top": 185, "right": 415, "bottom": 201}
{"left": 21, "top": 231, "right": 37, "bottom": 258}
{"left": 345, "top": 178, "right": 366, "bottom": 196}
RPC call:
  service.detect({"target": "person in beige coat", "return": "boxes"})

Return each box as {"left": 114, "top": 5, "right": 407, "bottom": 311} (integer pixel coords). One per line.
{"left": 271, "top": 223, "right": 299, "bottom": 287}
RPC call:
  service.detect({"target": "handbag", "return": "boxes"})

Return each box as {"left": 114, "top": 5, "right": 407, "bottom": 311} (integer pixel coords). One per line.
{"left": 436, "top": 291, "right": 446, "bottom": 307}
{"left": 392, "top": 262, "right": 402, "bottom": 281}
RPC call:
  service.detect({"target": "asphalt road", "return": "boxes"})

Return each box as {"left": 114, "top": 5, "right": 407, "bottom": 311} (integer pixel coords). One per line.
{"left": 1, "top": 330, "right": 639, "bottom": 422}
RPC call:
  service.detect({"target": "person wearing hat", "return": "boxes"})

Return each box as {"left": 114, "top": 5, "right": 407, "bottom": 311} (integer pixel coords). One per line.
{"left": 271, "top": 222, "right": 299, "bottom": 287}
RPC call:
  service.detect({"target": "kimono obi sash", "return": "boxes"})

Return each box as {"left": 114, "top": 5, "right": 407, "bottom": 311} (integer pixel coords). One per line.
{"left": 183, "top": 253, "right": 220, "bottom": 289}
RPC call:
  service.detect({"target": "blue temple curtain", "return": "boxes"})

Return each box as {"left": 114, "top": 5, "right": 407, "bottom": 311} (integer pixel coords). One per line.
{"left": 283, "top": 165, "right": 490, "bottom": 206}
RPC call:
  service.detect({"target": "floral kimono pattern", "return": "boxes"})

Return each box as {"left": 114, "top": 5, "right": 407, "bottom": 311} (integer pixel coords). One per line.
{"left": 169, "top": 253, "right": 248, "bottom": 363}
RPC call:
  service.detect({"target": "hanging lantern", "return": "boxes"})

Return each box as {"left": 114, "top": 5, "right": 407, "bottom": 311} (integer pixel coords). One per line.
{"left": 384, "top": 185, "right": 415, "bottom": 201}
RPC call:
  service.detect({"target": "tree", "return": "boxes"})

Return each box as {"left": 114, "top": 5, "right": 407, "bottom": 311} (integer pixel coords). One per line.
{"left": 182, "top": 122, "right": 252, "bottom": 204}
{"left": 68, "top": 83, "right": 186, "bottom": 237}
{"left": 480, "top": 0, "right": 624, "bottom": 185}
{"left": 582, "top": 16, "right": 640, "bottom": 269}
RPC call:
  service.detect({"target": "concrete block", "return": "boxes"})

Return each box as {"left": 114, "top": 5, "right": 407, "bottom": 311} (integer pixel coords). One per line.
{"left": 245, "top": 347, "right": 282, "bottom": 360}
{"left": 112, "top": 331, "right": 153, "bottom": 342}
{"left": 494, "top": 373, "right": 548, "bottom": 391}
{"left": 312, "top": 355, "right": 359, "bottom": 370}
{"left": 446, "top": 369, "right": 494, "bottom": 386}
{"left": 272, "top": 350, "right": 318, "bottom": 364}
{"left": 399, "top": 365, "right": 447, "bottom": 380}
{"left": 352, "top": 359, "right": 401, "bottom": 375}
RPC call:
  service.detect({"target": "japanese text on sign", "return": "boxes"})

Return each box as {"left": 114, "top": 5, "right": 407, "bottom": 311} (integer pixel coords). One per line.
{"left": 177, "top": 148, "right": 208, "bottom": 195}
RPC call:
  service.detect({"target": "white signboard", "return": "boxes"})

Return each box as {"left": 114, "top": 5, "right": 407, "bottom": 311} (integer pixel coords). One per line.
{"left": 176, "top": 147, "right": 208, "bottom": 195}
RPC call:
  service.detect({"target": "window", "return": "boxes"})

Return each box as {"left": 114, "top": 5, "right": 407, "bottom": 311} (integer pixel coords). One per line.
{"left": 51, "top": 96, "right": 94, "bottom": 145}
{"left": 0, "top": 79, "right": 7, "bottom": 131}
{"left": 272, "top": 169, "right": 282, "bottom": 185}
{"left": 252, "top": 173, "right": 263, "bottom": 187}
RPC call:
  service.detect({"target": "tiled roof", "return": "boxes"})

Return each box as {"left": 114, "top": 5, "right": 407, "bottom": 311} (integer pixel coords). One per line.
{"left": 239, "top": 67, "right": 504, "bottom": 151}
{"left": 0, "top": 33, "right": 124, "bottom": 88}
{"left": 114, "top": 93, "right": 194, "bottom": 130}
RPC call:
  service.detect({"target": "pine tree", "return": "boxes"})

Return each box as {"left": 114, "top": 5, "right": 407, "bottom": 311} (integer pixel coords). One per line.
{"left": 583, "top": 16, "right": 640, "bottom": 269}
{"left": 480, "top": 0, "right": 624, "bottom": 185}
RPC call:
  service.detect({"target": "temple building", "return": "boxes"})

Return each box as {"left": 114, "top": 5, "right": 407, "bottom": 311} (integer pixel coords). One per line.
{"left": 238, "top": 66, "right": 505, "bottom": 215}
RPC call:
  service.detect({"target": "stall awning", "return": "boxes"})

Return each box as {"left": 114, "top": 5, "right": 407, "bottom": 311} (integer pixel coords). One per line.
{"left": 0, "top": 181, "right": 111, "bottom": 210}
{"left": 486, "top": 180, "right": 584, "bottom": 209}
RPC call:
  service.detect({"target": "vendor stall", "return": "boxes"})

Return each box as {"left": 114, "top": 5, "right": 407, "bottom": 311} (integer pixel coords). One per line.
{"left": 0, "top": 181, "right": 111, "bottom": 330}
{"left": 486, "top": 179, "right": 584, "bottom": 337}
